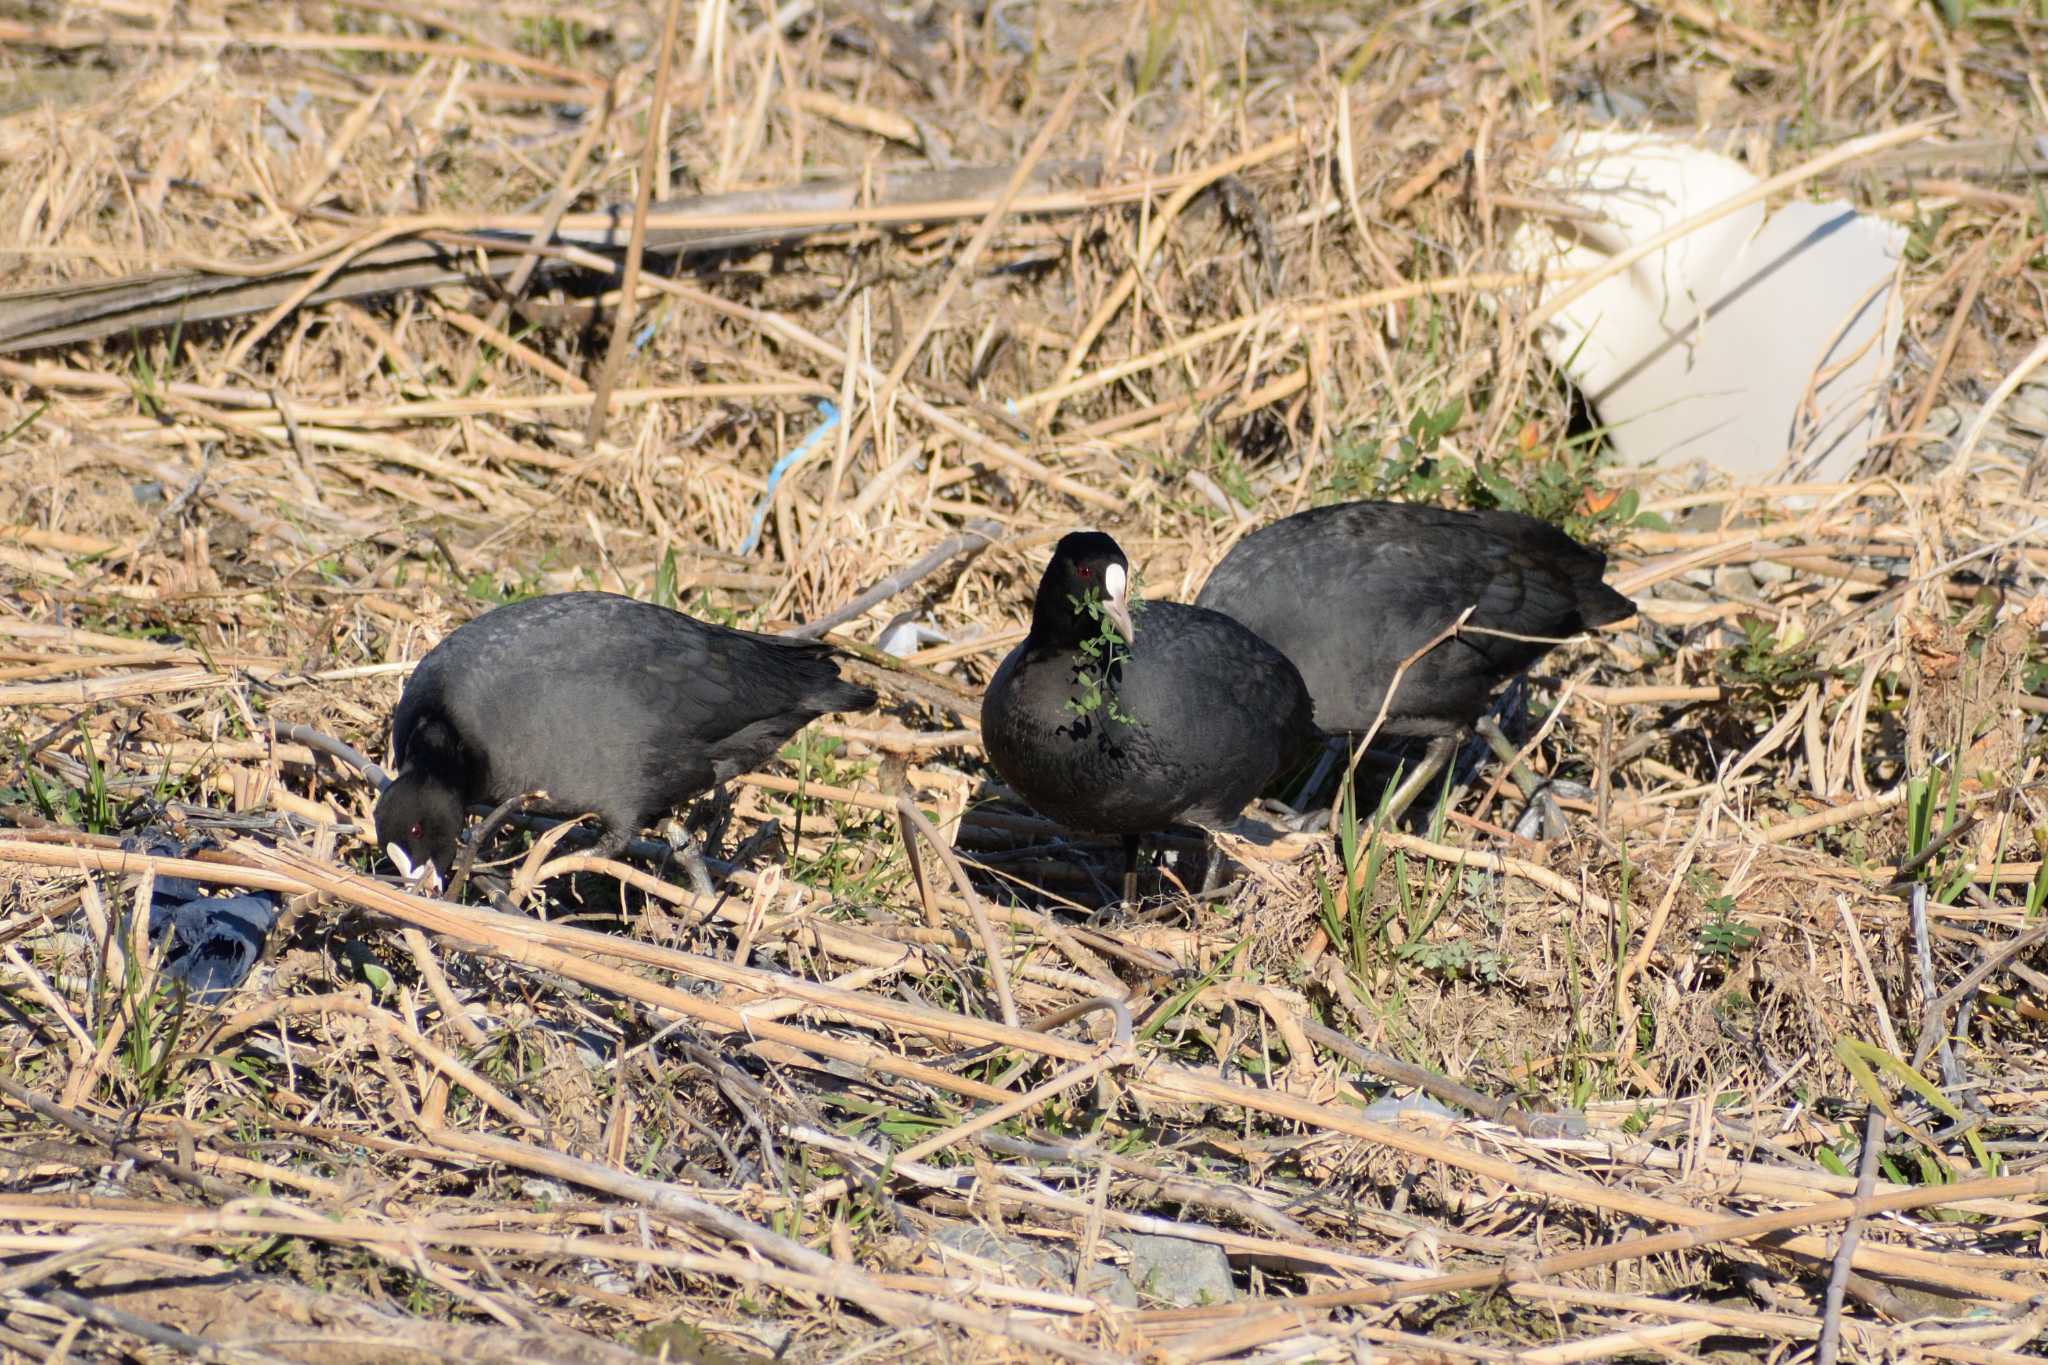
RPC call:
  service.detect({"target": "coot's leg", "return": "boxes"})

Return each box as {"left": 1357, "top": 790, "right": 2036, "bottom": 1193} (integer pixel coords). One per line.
{"left": 1196, "top": 836, "right": 1232, "bottom": 896}
{"left": 1290, "top": 738, "right": 1343, "bottom": 811}
{"left": 1474, "top": 716, "right": 1568, "bottom": 840}
{"left": 690, "top": 783, "right": 736, "bottom": 859}
{"left": 1375, "top": 734, "right": 1459, "bottom": 827}
{"left": 1121, "top": 832, "right": 1143, "bottom": 907}
{"left": 588, "top": 825, "right": 632, "bottom": 861}
{"left": 659, "top": 817, "right": 719, "bottom": 900}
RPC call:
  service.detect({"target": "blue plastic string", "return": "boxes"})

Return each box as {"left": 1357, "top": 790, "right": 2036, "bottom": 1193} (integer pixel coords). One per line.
{"left": 738, "top": 400, "right": 840, "bottom": 556}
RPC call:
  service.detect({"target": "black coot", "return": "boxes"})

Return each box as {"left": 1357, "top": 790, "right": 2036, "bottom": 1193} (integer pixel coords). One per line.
{"left": 982, "top": 531, "right": 1321, "bottom": 902}
{"left": 1195, "top": 501, "right": 1635, "bottom": 820}
{"left": 374, "top": 592, "right": 877, "bottom": 892}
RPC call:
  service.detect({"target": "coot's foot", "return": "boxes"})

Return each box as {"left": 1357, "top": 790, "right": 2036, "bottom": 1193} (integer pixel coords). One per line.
{"left": 1370, "top": 733, "right": 1459, "bottom": 828}
{"left": 1477, "top": 716, "right": 1587, "bottom": 841}
{"left": 660, "top": 818, "right": 718, "bottom": 899}
{"left": 728, "top": 816, "right": 786, "bottom": 872}
{"left": 1195, "top": 846, "right": 1234, "bottom": 897}
{"left": 1255, "top": 797, "right": 1328, "bottom": 834}
{"left": 1516, "top": 790, "right": 1570, "bottom": 842}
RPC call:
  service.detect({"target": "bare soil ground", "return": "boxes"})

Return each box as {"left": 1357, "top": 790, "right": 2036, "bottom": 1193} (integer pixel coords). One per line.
{"left": 2, "top": 0, "right": 2047, "bottom": 1360}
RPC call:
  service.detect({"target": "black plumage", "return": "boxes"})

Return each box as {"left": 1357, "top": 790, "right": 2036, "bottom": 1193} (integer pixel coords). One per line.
{"left": 374, "top": 591, "right": 877, "bottom": 887}
{"left": 1194, "top": 500, "right": 1636, "bottom": 817}
{"left": 982, "top": 531, "right": 1320, "bottom": 899}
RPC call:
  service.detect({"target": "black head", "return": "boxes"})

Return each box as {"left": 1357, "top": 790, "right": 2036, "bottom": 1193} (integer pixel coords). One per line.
{"left": 373, "top": 771, "right": 464, "bottom": 892}
{"left": 1032, "top": 531, "right": 1136, "bottom": 648}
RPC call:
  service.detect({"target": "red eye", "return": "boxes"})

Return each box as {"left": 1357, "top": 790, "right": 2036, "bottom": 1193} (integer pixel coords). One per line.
{"left": 410, "top": 823, "right": 422, "bottom": 839}
{"left": 1076, "top": 565, "right": 1093, "bottom": 578}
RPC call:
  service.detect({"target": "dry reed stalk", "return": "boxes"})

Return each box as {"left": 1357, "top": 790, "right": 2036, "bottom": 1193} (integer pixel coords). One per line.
{"left": 5, "top": 3, "right": 2048, "bottom": 1356}
{"left": 585, "top": 0, "right": 681, "bottom": 445}
{"left": 20, "top": 836, "right": 2015, "bottom": 1303}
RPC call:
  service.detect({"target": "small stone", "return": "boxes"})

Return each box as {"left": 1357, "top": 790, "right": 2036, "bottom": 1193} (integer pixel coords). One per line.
{"left": 932, "top": 1224, "right": 1138, "bottom": 1308}
{"left": 1743, "top": 559, "right": 1794, "bottom": 587}
{"left": 2008, "top": 384, "right": 2048, "bottom": 435}
{"left": 541, "top": 1020, "right": 614, "bottom": 1070}
{"left": 632, "top": 1320, "right": 746, "bottom": 1363}
{"left": 1117, "top": 1233, "right": 1235, "bottom": 1307}
{"left": 1362, "top": 1092, "right": 1462, "bottom": 1125}
{"left": 1924, "top": 404, "right": 1965, "bottom": 439}
{"left": 1576, "top": 87, "right": 1649, "bottom": 122}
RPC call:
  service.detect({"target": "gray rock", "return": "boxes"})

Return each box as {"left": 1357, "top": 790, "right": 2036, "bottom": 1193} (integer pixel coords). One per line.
{"left": 931, "top": 1224, "right": 1137, "bottom": 1307}
{"left": 1361, "top": 1092, "right": 1462, "bottom": 1125}
{"left": 1925, "top": 404, "right": 1966, "bottom": 439}
{"left": 541, "top": 1019, "right": 616, "bottom": 1070}
{"left": 1576, "top": 87, "right": 1649, "bottom": 122}
{"left": 1116, "top": 1232, "right": 1235, "bottom": 1307}
{"left": 2009, "top": 384, "right": 2048, "bottom": 435}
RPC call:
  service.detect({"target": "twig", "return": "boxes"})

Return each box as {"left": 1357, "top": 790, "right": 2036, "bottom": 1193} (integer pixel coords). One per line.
{"left": 1753, "top": 783, "right": 1911, "bottom": 844}
{"left": 0, "top": 1074, "right": 242, "bottom": 1201}
{"left": 785, "top": 520, "right": 1000, "bottom": 640}
{"left": 1909, "top": 879, "right": 1967, "bottom": 1089}
{"left": 1895, "top": 237, "right": 1992, "bottom": 449}
{"left": 491, "top": 90, "right": 614, "bottom": 323}
{"left": 1054, "top": 128, "right": 1310, "bottom": 394}
{"left": 1941, "top": 334, "right": 2048, "bottom": 476}
{"left": 1615, "top": 818, "right": 1706, "bottom": 1064}
{"left": 899, "top": 799, "right": 1019, "bottom": 1028}
{"left": 1332, "top": 604, "right": 1476, "bottom": 833}
{"left": 1369, "top": 828, "right": 1615, "bottom": 918}
{"left": 206, "top": 991, "right": 546, "bottom": 1134}
{"left": 270, "top": 720, "right": 388, "bottom": 790}
{"left": 401, "top": 928, "right": 489, "bottom": 1051}
{"left": 426, "top": 1128, "right": 1122, "bottom": 1364}
{"left": 797, "top": 997, "right": 1133, "bottom": 1212}
{"left": 1818, "top": 1102, "right": 1886, "bottom": 1365}
{"left": 1163, "top": 1169, "right": 2048, "bottom": 1360}
{"left": 448, "top": 789, "right": 549, "bottom": 901}
{"left": 872, "top": 71, "right": 1086, "bottom": 419}
{"left": 586, "top": 0, "right": 683, "bottom": 446}
{"left": 1302, "top": 1021, "right": 1577, "bottom": 1137}
{"left": 0, "top": 163, "right": 1118, "bottom": 353}
{"left": 33, "top": 1286, "right": 289, "bottom": 1365}
{"left": 882, "top": 754, "right": 937, "bottom": 929}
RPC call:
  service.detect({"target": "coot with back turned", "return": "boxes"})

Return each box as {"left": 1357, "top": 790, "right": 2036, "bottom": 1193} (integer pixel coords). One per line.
{"left": 1194, "top": 501, "right": 1635, "bottom": 822}
{"left": 982, "top": 530, "right": 1322, "bottom": 903}
{"left": 374, "top": 591, "right": 877, "bottom": 894}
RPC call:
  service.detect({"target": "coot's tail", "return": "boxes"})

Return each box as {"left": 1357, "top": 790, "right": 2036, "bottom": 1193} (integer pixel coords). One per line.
{"left": 1576, "top": 575, "right": 1638, "bottom": 629}
{"left": 773, "top": 634, "right": 880, "bottom": 715}
{"left": 816, "top": 678, "right": 880, "bottom": 714}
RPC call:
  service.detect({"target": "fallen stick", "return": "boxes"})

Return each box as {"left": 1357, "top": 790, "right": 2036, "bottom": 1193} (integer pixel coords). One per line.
{"left": 0, "top": 161, "right": 1110, "bottom": 353}
{"left": 785, "top": 520, "right": 1001, "bottom": 640}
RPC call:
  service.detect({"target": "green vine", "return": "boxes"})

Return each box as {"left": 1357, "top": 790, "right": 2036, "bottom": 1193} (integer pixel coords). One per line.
{"left": 1064, "top": 586, "right": 1145, "bottom": 726}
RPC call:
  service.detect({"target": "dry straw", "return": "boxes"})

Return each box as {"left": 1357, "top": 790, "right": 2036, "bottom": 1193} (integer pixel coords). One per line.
{"left": 3, "top": 0, "right": 2047, "bottom": 1359}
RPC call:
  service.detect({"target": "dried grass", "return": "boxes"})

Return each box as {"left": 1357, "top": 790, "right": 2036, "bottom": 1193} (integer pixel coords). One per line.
{"left": 3, "top": 0, "right": 2048, "bottom": 1360}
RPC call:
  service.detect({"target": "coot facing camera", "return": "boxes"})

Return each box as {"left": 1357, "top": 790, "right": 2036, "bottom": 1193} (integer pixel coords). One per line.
{"left": 1195, "top": 501, "right": 1635, "bottom": 820}
{"left": 982, "top": 531, "right": 1321, "bottom": 902}
{"left": 375, "top": 592, "right": 877, "bottom": 892}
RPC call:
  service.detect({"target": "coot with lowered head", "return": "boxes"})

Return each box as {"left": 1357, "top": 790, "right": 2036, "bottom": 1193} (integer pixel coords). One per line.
{"left": 374, "top": 592, "right": 877, "bottom": 891}
{"left": 1195, "top": 501, "right": 1635, "bottom": 819}
{"left": 982, "top": 531, "right": 1321, "bottom": 902}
